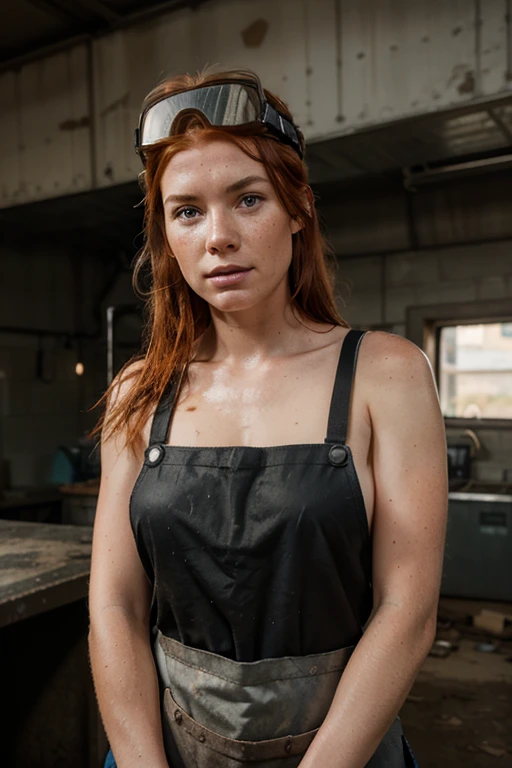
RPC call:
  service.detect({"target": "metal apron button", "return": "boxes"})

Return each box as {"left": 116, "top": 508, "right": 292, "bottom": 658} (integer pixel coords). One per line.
{"left": 174, "top": 709, "right": 182, "bottom": 725}
{"left": 147, "top": 444, "right": 165, "bottom": 466}
{"left": 284, "top": 736, "right": 293, "bottom": 754}
{"left": 328, "top": 445, "right": 348, "bottom": 467}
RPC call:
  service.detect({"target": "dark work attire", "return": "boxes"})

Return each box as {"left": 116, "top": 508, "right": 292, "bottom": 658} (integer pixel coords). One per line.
{"left": 105, "top": 329, "right": 418, "bottom": 768}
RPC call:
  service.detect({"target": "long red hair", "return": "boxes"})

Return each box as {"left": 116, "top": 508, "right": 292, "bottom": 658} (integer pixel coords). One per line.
{"left": 91, "top": 69, "right": 347, "bottom": 453}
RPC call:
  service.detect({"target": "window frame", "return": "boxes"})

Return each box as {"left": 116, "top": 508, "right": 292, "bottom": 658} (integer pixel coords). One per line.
{"left": 407, "top": 298, "right": 512, "bottom": 429}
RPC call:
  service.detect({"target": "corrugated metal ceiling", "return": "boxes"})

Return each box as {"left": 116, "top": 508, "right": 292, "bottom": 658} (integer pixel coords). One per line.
{"left": 1, "top": 0, "right": 511, "bottom": 187}
{"left": 0, "top": 0, "right": 209, "bottom": 68}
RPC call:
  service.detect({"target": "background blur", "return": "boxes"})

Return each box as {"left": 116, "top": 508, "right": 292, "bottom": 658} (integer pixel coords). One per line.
{"left": 0, "top": 1, "right": 511, "bottom": 766}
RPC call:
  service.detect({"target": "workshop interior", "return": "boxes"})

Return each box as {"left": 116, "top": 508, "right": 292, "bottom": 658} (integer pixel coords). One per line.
{"left": 0, "top": 1, "right": 511, "bottom": 766}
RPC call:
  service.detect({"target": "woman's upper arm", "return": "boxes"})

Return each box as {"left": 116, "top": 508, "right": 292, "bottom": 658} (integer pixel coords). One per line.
{"left": 363, "top": 332, "right": 448, "bottom": 628}
{"left": 89, "top": 368, "right": 151, "bottom": 625}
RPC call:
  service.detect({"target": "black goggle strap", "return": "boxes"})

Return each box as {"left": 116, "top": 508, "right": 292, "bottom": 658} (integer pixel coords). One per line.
{"left": 134, "top": 102, "right": 302, "bottom": 159}
{"left": 262, "top": 103, "right": 303, "bottom": 157}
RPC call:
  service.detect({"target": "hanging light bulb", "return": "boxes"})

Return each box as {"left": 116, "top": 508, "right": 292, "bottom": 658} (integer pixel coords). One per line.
{"left": 75, "top": 362, "right": 85, "bottom": 376}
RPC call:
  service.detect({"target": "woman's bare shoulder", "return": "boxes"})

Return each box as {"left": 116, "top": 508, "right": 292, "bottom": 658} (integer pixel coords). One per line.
{"left": 358, "top": 330, "right": 436, "bottom": 403}
{"left": 102, "top": 359, "right": 148, "bottom": 462}
{"left": 360, "top": 330, "right": 430, "bottom": 368}
{"left": 109, "top": 359, "right": 145, "bottom": 409}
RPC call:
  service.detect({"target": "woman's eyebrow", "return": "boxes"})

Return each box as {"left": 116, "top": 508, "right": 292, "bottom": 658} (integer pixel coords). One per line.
{"left": 164, "top": 192, "right": 199, "bottom": 206}
{"left": 225, "top": 175, "right": 270, "bottom": 193}
{"left": 163, "top": 175, "right": 269, "bottom": 207}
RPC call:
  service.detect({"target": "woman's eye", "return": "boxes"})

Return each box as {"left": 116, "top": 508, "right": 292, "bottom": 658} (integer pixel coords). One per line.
{"left": 241, "top": 195, "right": 262, "bottom": 208}
{"left": 176, "top": 207, "right": 199, "bottom": 220}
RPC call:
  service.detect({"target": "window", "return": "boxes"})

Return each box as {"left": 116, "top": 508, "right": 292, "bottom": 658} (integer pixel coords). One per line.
{"left": 439, "top": 322, "right": 512, "bottom": 419}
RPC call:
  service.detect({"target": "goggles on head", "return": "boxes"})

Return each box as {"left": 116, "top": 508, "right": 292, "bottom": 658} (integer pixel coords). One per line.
{"left": 134, "top": 78, "right": 304, "bottom": 162}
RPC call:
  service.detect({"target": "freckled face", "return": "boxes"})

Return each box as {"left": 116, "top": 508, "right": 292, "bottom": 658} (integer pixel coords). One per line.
{"left": 160, "top": 139, "right": 302, "bottom": 314}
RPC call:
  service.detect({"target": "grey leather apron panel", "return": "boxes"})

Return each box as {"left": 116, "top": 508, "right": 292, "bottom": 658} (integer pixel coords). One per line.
{"left": 156, "top": 632, "right": 354, "bottom": 741}
{"left": 155, "top": 632, "right": 410, "bottom": 767}
{"left": 163, "top": 687, "right": 315, "bottom": 768}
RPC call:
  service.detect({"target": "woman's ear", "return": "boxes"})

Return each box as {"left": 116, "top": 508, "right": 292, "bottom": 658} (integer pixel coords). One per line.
{"left": 290, "top": 186, "right": 314, "bottom": 234}
{"left": 291, "top": 218, "right": 303, "bottom": 235}
{"left": 305, "top": 185, "right": 314, "bottom": 215}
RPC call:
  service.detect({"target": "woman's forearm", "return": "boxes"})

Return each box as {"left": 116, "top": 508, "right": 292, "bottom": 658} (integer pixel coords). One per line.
{"left": 89, "top": 605, "right": 169, "bottom": 768}
{"left": 299, "top": 603, "right": 435, "bottom": 768}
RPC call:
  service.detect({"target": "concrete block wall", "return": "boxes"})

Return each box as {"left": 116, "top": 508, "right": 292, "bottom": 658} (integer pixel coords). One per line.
{"left": 338, "top": 240, "right": 512, "bottom": 329}
{"left": 336, "top": 240, "right": 512, "bottom": 482}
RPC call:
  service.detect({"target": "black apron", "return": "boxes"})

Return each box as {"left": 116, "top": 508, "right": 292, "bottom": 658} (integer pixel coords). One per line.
{"left": 127, "top": 329, "right": 418, "bottom": 767}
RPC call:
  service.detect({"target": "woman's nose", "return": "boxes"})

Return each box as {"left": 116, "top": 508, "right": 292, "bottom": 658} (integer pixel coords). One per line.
{"left": 205, "top": 210, "right": 240, "bottom": 254}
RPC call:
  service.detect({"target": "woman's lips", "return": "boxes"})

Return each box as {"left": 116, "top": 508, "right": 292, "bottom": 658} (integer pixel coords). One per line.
{"left": 207, "top": 268, "right": 253, "bottom": 287}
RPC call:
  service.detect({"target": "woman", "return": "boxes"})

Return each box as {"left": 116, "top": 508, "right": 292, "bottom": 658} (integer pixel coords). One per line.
{"left": 89, "top": 69, "right": 447, "bottom": 768}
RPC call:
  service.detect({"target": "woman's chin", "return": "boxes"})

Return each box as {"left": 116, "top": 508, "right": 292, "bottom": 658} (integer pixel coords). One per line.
{"left": 207, "top": 291, "right": 262, "bottom": 315}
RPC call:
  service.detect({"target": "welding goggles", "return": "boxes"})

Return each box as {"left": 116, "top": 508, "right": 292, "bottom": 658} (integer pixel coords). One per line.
{"left": 134, "top": 77, "right": 304, "bottom": 162}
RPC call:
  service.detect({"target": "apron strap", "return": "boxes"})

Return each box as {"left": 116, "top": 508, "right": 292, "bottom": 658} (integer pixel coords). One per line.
{"left": 149, "top": 376, "right": 180, "bottom": 445}
{"left": 325, "top": 329, "right": 366, "bottom": 445}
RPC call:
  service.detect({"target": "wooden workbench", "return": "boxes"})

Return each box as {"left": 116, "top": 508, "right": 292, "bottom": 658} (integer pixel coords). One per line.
{"left": 0, "top": 518, "right": 92, "bottom": 628}
{"left": 0, "top": 520, "right": 106, "bottom": 767}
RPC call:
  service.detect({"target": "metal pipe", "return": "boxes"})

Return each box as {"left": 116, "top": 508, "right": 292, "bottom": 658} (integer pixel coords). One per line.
{"left": 334, "top": 0, "right": 344, "bottom": 125}
{"left": 474, "top": 0, "right": 483, "bottom": 95}
{"left": 86, "top": 39, "right": 98, "bottom": 189}
{"left": 507, "top": 0, "right": 512, "bottom": 85}
{"left": 403, "top": 153, "right": 512, "bottom": 188}
{"left": 106, "top": 306, "right": 115, "bottom": 385}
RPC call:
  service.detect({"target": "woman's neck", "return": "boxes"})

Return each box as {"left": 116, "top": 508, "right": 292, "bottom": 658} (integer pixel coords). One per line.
{"left": 196, "top": 284, "right": 330, "bottom": 365}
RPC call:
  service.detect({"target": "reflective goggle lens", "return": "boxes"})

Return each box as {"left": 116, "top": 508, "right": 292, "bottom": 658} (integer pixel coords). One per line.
{"left": 140, "top": 83, "right": 262, "bottom": 147}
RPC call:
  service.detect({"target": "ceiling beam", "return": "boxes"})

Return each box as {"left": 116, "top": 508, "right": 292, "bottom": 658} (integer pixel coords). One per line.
{"left": 1, "top": 0, "right": 216, "bottom": 73}
{"left": 25, "top": 0, "right": 83, "bottom": 26}
{"left": 71, "top": 0, "right": 119, "bottom": 24}
{"left": 26, "top": 0, "right": 118, "bottom": 27}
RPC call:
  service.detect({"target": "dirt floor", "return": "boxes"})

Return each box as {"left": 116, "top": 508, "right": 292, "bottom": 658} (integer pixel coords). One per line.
{"left": 400, "top": 599, "right": 512, "bottom": 767}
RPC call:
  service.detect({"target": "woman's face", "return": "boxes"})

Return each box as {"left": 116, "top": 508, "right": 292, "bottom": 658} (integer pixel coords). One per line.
{"left": 160, "top": 138, "right": 302, "bottom": 315}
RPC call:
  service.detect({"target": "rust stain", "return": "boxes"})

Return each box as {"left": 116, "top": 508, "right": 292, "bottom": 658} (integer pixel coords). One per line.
{"left": 241, "top": 18, "right": 269, "bottom": 48}
{"left": 59, "top": 116, "right": 90, "bottom": 131}
{"left": 447, "top": 64, "right": 470, "bottom": 89}
{"left": 458, "top": 70, "right": 475, "bottom": 94}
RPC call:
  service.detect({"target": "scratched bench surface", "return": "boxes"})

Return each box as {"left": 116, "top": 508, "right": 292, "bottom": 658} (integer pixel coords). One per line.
{"left": 0, "top": 519, "right": 92, "bottom": 628}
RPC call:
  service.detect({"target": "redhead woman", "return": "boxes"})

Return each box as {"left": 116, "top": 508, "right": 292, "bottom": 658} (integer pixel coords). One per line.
{"left": 88, "top": 70, "right": 447, "bottom": 768}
